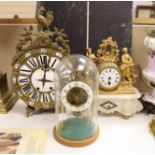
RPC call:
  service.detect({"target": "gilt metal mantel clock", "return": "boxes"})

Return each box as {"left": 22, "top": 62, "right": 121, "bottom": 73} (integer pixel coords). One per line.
{"left": 87, "top": 37, "right": 143, "bottom": 118}
{"left": 11, "top": 7, "right": 70, "bottom": 116}
{"left": 87, "top": 37, "right": 137, "bottom": 93}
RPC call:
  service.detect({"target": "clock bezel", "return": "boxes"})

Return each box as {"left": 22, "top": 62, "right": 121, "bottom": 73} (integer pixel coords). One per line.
{"left": 12, "top": 48, "right": 62, "bottom": 110}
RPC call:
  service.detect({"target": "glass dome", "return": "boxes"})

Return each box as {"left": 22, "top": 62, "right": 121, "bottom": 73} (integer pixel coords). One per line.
{"left": 53, "top": 54, "right": 99, "bottom": 147}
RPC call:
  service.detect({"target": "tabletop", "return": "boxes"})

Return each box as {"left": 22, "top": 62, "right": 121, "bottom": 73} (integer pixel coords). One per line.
{"left": 0, "top": 99, "right": 155, "bottom": 155}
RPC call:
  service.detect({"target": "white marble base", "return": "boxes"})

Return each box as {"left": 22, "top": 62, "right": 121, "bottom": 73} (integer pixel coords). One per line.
{"left": 98, "top": 88, "right": 143, "bottom": 117}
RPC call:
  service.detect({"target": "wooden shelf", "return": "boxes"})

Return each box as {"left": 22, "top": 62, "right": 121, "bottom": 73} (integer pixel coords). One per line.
{"left": 0, "top": 18, "right": 37, "bottom": 24}
{"left": 133, "top": 18, "right": 155, "bottom": 25}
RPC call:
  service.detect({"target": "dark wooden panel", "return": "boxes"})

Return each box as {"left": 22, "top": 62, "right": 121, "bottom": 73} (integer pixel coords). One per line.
{"left": 89, "top": 1, "right": 132, "bottom": 53}
{"left": 41, "top": 1, "right": 87, "bottom": 54}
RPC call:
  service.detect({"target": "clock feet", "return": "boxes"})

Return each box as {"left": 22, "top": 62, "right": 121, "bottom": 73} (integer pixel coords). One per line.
{"left": 139, "top": 95, "right": 155, "bottom": 114}
{"left": 26, "top": 105, "right": 55, "bottom": 117}
{"left": 26, "top": 106, "right": 42, "bottom": 117}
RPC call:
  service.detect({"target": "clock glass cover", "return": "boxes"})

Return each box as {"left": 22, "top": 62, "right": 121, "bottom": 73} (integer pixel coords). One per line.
{"left": 54, "top": 54, "right": 99, "bottom": 147}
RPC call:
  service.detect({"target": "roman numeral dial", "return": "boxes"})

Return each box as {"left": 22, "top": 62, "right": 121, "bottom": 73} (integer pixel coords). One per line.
{"left": 13, "top": 48, "right": 61, "bottom": 109}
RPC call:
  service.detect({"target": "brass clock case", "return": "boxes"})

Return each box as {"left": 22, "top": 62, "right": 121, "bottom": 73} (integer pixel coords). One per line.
{"left": 11, "top": 7, "right": 70, "bottom": 116}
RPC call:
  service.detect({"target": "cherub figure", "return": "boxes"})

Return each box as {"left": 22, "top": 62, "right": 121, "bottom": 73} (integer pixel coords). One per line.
{"left": 120, "top": 47, "right": 137, "bottom": 85}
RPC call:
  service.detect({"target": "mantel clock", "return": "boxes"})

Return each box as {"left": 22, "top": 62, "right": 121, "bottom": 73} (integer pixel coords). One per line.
{"left": 87, "top": 37, "right": 137, "bottom": 94}
{"left": 87, "top": 37, "right": 143, "bottom": 118}
{"left": 11, "top": 7, "right": 70, "bottom": 116}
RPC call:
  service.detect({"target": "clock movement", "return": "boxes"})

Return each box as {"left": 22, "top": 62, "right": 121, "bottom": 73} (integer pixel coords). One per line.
{"left": 87, "top": 37, "right": 143, "bottom": 117}
{"left": 53, "top": 54, "right": 99, "bottom": 147}
{"left": 11, "top": 7, "right": 70, "bottom": 116}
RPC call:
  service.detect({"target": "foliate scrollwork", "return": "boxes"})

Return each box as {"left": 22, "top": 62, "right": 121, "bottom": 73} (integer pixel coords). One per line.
{"left": 12, "top": 6, "right": 70, "bottom": 66}
{"left": 87, "top": 37, "right": 119, "bottom": 64}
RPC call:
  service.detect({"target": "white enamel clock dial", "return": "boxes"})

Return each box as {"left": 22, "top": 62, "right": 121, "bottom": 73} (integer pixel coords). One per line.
{"left": 12, "top": 48, "right": 61, "bottom": 109}
{"left": 60, "top": 81, "right": 94, "bottom": 112}
{"left": 99, "top": 67, "right": 121, "bottom": 90}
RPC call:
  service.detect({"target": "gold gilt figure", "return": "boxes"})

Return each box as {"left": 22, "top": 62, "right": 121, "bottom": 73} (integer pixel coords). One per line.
{"left": 120, "top": 47, "right": 137, "bottom": 85}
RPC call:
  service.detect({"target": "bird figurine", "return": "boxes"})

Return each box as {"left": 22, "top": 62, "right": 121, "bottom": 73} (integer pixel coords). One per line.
{"left": 36, "top": 6, "right": 54, "bottom": 30}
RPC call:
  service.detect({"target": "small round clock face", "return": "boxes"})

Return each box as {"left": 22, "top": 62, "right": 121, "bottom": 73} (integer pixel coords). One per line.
{"left": 12, "top": 48, "right": 62, "bottom": 109}
{"left": 99, "top": 67, "right": 121, "bottom": 90}
{"left": 60, "top": 81, "right": 94, "bottom": 112}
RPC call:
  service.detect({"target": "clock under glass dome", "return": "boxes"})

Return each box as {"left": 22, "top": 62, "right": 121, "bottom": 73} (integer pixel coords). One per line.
{"left": 53, "top": 54, "right": 99, "bottom": 147}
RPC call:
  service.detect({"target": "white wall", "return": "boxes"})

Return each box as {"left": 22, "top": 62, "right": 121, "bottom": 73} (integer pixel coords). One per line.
{"left": 0, "top": 1, "right": 37, "bottom": 18}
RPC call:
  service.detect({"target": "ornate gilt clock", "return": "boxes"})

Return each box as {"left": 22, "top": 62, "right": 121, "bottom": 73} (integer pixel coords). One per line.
{"left": 87, "top": 37, "right": 136, "bottom": 93}
{"left": 87, "top": 37, "right": 143, "bottom": 118}
{"left": 11, "top": 7, "right": 70, "bottom": 116}
{"left": 53, "top": 55, "right": 99, "bottom": 147}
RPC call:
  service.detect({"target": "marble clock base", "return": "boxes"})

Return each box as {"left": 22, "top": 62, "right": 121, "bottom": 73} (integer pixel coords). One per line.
{"left": 98, "top": 88, "right": 143, "bottom": 118}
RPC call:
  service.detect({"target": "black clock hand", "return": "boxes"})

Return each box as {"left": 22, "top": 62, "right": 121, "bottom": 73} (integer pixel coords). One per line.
{"left": 45, "top": 79, "right": 54, "bottom": 82}
{"left": 42, "top": 69, "right": 47, "bottom": 88}
{"left": 37, "top": 79, "right": 53, "bottom": 83}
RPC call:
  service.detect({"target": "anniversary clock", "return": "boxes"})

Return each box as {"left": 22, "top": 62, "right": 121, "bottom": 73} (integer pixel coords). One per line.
{"left": 87, "top": 37, "right": 143, "bottom": 117}
{"left": 53, "top": 54, "right": 99, "bottom": 147}
{"left": 11, "top": 7, "right": 70, "bottom": 116}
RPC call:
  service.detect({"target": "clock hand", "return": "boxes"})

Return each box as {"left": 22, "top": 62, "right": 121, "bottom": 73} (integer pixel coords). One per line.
{"left": 42, "top": 69, "right": 47, "bottom": 88}
{"left": 37, "top": 66, "right": 51, "bottom": 88}
{"left": 37, "top": 79, "right": 44, "bottom": 82}
{"left": 45, "top": 79, "right": 54, "bottom": 82}
{"left": 37, "top": 79, "right": 53, "bottom": 83}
